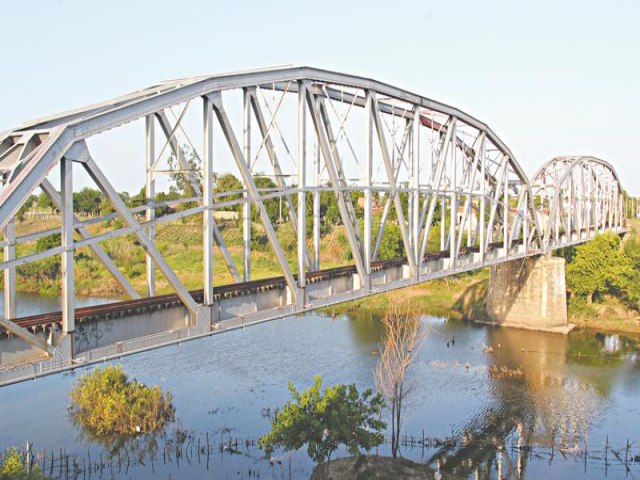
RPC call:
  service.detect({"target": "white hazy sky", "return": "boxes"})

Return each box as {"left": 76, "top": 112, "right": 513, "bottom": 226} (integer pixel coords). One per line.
{"left": 1, "top": 0, "right": 639, "bottom": 194}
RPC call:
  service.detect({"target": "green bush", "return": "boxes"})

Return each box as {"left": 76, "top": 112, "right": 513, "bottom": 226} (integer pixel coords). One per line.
{"left": 375, "top": 222, "right": 404, "bottom": 260}
{"left": 568, "top": 296, "right": 598, "bottom": 319}
{"left": 69, "top": 365, "right": 175, "bottom": 436}
{"left": 35, "top": 234, "right": 61, "bottom": 253}
{"left": 566, "top": 233, "right": 632, "bottom": 303}
{"left": 0, "top": 447, "right": 49, "bottom": 480}
{"left": 259, "top": 376, "right": 385, "bottom": 464}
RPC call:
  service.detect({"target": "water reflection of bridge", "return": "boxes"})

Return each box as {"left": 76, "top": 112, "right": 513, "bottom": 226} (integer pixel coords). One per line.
{"left": 427, "top": 327, "right": 611, "bottom": 478}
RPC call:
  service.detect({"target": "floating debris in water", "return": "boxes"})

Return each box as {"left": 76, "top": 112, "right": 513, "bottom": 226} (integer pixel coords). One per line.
{"left": 429, "top": 360, "right": 461, "bottom": 369}
{"left": 488, "top": 364, "right": 525, "bottom": 379}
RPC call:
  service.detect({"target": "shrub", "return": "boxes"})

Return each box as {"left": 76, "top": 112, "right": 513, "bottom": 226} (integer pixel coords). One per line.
{"left": 0, "top": 447, "right": 49, "bottom": 480}
{"left": 69, "top": 365, "right": 175, "bottom": 435}
{"left": 566, "top": 233, "right": 632, "bottom": 303}
{"left": 259, "top": 376, "right": 385, "bottom": 464}
{"left": 376, "top": 222, "right": 404, "bottom": 260}
{"left": 568, "top": 296, "right": 598, "bottom": 320}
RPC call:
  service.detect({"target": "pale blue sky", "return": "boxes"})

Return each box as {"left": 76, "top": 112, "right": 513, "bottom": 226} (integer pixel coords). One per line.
{"left": 2, "top": 0, "right": 639, "bottom": 193}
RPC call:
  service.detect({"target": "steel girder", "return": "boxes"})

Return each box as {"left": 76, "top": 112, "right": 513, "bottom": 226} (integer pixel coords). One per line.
{"left": 530, "top": 156, "right": 625, "bottom": 249}
{"left": 0, "top": 67, "right": 627, "bottom": 356}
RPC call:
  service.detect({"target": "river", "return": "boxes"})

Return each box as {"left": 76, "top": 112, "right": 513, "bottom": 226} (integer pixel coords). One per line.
{"left": 0, "top": 296, "right": 639, "bottom": 479}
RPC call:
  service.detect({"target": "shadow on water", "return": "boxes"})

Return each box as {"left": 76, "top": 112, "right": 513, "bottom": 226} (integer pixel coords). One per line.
{"left": 343, "top": 310, "right": 385, "bottom": 346}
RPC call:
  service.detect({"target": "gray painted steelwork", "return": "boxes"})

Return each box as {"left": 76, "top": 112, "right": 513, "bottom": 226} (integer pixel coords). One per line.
{"left": 0, "top": 67, "right": 627, "bottom": 385}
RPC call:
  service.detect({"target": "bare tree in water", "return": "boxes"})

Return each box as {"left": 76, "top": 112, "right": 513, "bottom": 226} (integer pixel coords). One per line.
{"left": 375, "top": 301, "right": 426, "bottom": 458}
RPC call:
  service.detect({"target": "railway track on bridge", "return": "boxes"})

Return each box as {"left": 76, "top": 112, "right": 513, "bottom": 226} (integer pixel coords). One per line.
{"left": 6, "top": 245, "right": 502, "bottom": 332}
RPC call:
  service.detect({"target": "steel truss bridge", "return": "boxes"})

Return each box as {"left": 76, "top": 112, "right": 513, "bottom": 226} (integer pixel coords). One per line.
{"left": 0, "top": 67, "right": 626, "bottom": 384}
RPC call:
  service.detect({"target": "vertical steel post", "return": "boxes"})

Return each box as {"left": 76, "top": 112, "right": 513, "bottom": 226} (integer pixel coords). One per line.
{"left": 607, "top": 183, "right": 613, "bottom": 230}
{"left": 503, "top": 161, "right": 509, "bottom": 255}
{"left": 61, "top": 158, "right": 74, "bottom": 334}
{"left": 411, "top": 109, "right": 420, "bottom": 268}
{"left": 370, "top": 95, "right": 416, "bottom": 275}
{"left": 523, "top": 191, "right": 529, "bottom": 252}
{"left": 313, "top": 141, "right": 321, "bottom": 271}
{"left": 242, "top": 89, "right": 252, "bottom": 281}
{"left": 440, "top": 134, "right": 447, "bottom": 253}
{"left": 3, "top": 218, "right": 15, "bottom": 319}
{"left": 466, "top": 191, "right": 472, "bottom": 248}
{"left": 619, "top": 193, "right": 623, "bottom": 228}
{"left": 479, "top": 135, "right": 486, "bottom": 261}
{"left": 612, "top": 188, "right": 616, "bottom": 229}
{"left": 203, "top": 96, "right": 214, "bottom": 305}
{"left": 145, "top": 115, "right": 156, "bottom": 296}
{"left": 578, "top": 167, "right": 584, "bottom": 236}
{"left": 601, "top": 182, "right": 605, "bottom": 231}
{"left": 587, "top": 164, "right": 592, "bottom": 235}
{"left": 594, "top": 173, "right": 598, "bottom": 229}
{"left": 571, "top": 175, "right": 576, "bottom": 237}
{"left": 297, "top": 82, "right": 307, "bottom": 300}
{"left": 440, "top": 196, "right": 446, "bottom": 251}
{"left": 211, "top": 93, "right": 299, "bottom": 298}
{"left": 613, "top": 189, "right": 617, "bottom": 229}
{"left": 363, "top": 93, "right": 373, "bottom": 290}
{"left": 449, "top": 120, "right": 457, "bottom": 265}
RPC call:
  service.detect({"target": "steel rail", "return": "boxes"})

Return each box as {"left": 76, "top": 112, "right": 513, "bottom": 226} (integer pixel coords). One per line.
{"left": 4, "top": 243, "right": 518, "bottom": 332}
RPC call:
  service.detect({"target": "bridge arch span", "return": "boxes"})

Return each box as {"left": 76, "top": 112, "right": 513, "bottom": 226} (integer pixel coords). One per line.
{"left": 0, "top": 67, "right": 628, "bottom": 383}
{"left": 530, "top": 156, "right": 624, "bottom": 248}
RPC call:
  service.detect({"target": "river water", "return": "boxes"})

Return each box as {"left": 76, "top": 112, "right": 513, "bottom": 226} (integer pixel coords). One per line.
{"left": 1, "top": 297, "right": 639, "bottom": 479}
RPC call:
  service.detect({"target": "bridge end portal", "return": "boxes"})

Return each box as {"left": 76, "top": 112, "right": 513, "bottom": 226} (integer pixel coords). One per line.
{"left": 485, "top": 255, "right": 572, "bottom": 334}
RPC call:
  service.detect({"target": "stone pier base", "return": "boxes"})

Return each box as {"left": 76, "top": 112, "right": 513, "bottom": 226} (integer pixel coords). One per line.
{"left": 485, "top": 255, "right": 572, "bottom": 334}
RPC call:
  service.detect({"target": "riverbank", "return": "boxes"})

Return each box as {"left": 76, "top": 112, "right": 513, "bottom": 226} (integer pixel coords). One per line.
{"left": 329, "top": 269, "right": 491, "bottom": 322}
{"left": 571, "top": 296, "right": 640, "bottom": 336}
{"left": 332, "top": 266, "right": 640, "bottom": 338}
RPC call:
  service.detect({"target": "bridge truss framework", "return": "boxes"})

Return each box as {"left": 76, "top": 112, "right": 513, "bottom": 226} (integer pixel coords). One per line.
{"left": 0, "top": 67, "right": 626, "bottom": 378}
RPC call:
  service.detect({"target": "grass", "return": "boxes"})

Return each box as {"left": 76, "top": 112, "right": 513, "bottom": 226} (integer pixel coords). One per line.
{"left": 7, "top": 214, "right": 640, "bottom": 338}
{"left": 329, "top": 269, "right": 490, "bottom": 321}
{"left": 3, "top": 217, "right": 354, "bottom": 298}
{"left": 571, "top": 295, "right": 640, "bottom": 335}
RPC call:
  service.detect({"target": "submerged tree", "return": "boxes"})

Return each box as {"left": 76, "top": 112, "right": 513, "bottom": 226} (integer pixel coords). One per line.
{"left": 69, "top": 365, "right": 175, "bottom": 436}
{"left": 258, "top": 376, "right": 385, "bottom": 465}
{"left": 0, "top": 447, "right": 50, "bottom": 480}
{"left": 375, "top": 301, "right": 426, "bottom": 458}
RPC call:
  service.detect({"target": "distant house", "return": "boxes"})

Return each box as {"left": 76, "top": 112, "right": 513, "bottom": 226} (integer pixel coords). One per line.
{"left": 165, "top": 200, "right": 240, "bottom": 221}
{"left": 357, "top": 197, "right": 385, "bottom": 215}
{"left": 214, "top": 211, "right": 240, "bottom": 221}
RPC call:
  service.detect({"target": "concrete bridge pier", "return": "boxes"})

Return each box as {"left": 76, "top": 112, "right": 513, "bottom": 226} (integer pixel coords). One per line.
{"left": 485, "top": 255, "right": 572, "bottom": 334}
